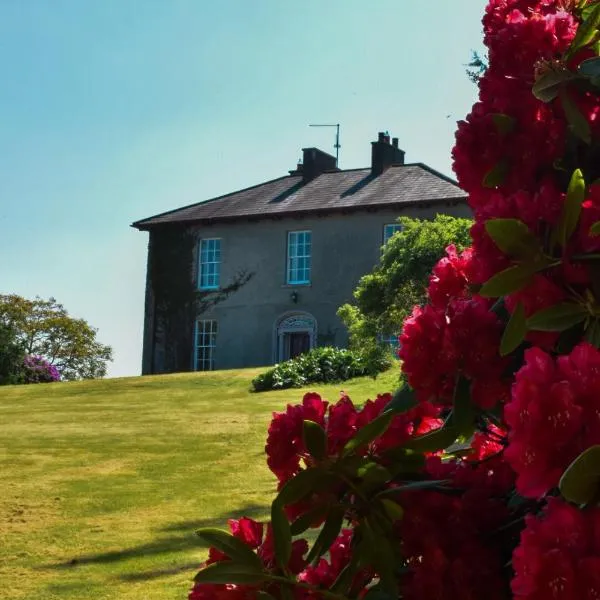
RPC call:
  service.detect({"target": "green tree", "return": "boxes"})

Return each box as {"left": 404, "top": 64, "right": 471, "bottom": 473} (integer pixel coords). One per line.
{"left": 0, "top": 294, "right": 113, "bottom": 381}
{"left": 338, "top": 214, "right": 472, "bottom": 368}
{"left": 0, "top": 322, "right": 25, "bottom": 385}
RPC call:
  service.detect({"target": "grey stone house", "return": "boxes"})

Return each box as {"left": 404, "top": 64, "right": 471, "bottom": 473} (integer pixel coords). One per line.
{"left": 132, "top": 132, "right": 468, "bottom": 374}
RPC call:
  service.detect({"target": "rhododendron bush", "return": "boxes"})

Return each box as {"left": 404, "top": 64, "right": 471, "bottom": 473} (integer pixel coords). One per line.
{"left": 189, "top": 2, "right": 600, "bottom": 599}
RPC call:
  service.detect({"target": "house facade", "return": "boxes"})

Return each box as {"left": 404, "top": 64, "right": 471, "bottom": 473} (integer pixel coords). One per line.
{"left": 133, "top": 133, "right": 469, "bottom": 374}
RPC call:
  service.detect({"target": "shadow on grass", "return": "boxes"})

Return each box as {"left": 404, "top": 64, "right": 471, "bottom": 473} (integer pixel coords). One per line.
{"left": 44, "top": 503, "right": 268, "bottom": 581}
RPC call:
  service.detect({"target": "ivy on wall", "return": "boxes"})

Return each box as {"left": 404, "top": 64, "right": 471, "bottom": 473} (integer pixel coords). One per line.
{"left": 149, "top": 226, "right": 252, "bottom": 373}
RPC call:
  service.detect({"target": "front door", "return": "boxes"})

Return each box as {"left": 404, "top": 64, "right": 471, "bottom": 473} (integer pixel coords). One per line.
{"left": 288, "top": 332, "right": 311, "bottom": 359}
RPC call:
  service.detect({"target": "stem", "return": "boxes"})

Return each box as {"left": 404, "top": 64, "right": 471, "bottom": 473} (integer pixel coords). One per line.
{"left": 267, "top": 574, "right": 351, "bottom": 600}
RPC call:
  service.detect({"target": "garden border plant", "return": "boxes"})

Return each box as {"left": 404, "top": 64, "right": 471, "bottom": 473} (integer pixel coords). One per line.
{"left": 251, "top": 347, "right": 391, "bottom": 392}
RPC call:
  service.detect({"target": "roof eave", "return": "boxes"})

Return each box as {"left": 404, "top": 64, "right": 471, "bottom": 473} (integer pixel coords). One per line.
{"left": 132, "top": 195, "right": 468, "bottom": 230}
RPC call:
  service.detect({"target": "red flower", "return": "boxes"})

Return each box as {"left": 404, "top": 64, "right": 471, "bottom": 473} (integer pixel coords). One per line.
{"left": 400, "top": 297, "right": 508, "bottom": 409}
{"left": 512, "top": 498, "right": 600, "bottom": 600}
{"left": 505, "top": 343, "right": 600, "bottom": 498}
{"left": 428, "top": 245, "right": 474, "bottom": 308}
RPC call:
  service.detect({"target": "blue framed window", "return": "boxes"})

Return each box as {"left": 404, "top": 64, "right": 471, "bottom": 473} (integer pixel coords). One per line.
{"left": 194, "top": 319, "right": 217, "bottom": 371}
{"left": 287, "top": 231, "right": 311, "bottom": 285}
{"left": 198, "top": 238, "right": 221, "bottom": 290}
{"left": 383, "top": 223, "right": 403, "bottom": 245}
{"left": 379, "top": 333, "right": 401, "bottom": 357}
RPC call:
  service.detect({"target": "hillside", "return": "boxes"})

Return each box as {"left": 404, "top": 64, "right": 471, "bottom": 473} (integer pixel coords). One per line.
{"left": 0, "top": 367, "right": 400, "bottom": 600}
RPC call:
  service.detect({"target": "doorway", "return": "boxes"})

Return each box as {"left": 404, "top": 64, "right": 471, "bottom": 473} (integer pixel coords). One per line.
{"left": 287, "top": 331, "right": 311, "bottom": 359}
{"left": 275, "top": 312, "right": 317, "bottom": 362}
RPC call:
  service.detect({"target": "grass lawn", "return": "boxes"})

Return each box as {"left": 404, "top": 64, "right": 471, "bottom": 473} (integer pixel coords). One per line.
{"left": 0, "top": 367, "right": 400, "bottom": 600}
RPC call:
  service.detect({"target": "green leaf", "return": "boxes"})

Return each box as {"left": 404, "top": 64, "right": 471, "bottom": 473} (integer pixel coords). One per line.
{"left": 453, "top": 376, "right": 474, "bottom": 437}
{"left": 193, "top": 561, "right": 266, "bottom": 585}
{"left": 256, "top": 592, "right": 277, "bottom": 600}
{"left": 343, "top": 411, "right": 393, "bottom": 455}
{"left": 379, "top": 498, "right": 404, "bottom": 522}
{"left": 526, "top": 302, "right": 588, "bottom": 332}
{"left": 384, "top": 385, "right": 417, "bottom": 414}
{"left": 479, "top": 265, "right": 533, "bottom": 298}
{"left": 585, "top": 319, "right": 600, "bottom": 348}
{"left": 359, "top": 519, "right": 398, "bottom": 595}
{"left": 306, "top": 506, "right": 345, "bottom": 564}
{"left": 532, "top": 68, "right": 576, "bottom": 102}
{"left": 404, "top": 415, "right": 458, "bottom": 453}
{"left": 578, "top": 55, "right": 600, "bottom": 78}
{"left": 560, "top": 89, "right": 591, "bottom": 144}
{"left": 485, "top": 218, "right": 542, "bottom": 260}
{"left": 500, "top": 302, "right": 527, "bottom": 356}
{"left": 492, "top": 113, "right": 515, "bottom": 136}
{"left": 483, "top": 160, "right": 509, "bottom": 188}
{"left": 195, "top": 528, "right": 263, "bottom": 569}
{"left": 356, "top": 461, "right": 392, "bottom": 486}
{"left": 275, "top": 468, "right": 328, "bottom": 507}
{"left": 289, "top": 505, "right": 329, "bottom": 536}
{"left": 582, "top": 2, "right": 600, "bottom": 21}
{"left": 559, "top": 445, "right": 600, "bottom": 504}
{"left": 270, "top": 501, "right": 291, "bottom": 569}
{"left": 590, "top": 221, "right": 600, "bottom": 236}
{"left": 302, "top": 420, "right": 327, "bottom": 461}
{"left": 569, "top": 2, "right": 600, "bottom": 57}
{"left": 557, "top": 168, "right": 586, "bottom": 248}
{"left": 376, "top": 479, "right": 453, "bottom": 497}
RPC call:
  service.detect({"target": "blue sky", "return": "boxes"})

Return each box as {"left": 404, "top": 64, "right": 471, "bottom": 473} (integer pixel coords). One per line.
{"left": 0, "top": 0, "right": 486, "bottom": 377}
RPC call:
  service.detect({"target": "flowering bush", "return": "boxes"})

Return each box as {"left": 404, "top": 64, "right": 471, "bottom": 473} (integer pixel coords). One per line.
{"left": 189, "top": 2, "right": 600, "bottom": 599}
{"left": 21, "top": 355, "right": 61, "bottom": 384}
{"left": 251, "top": 347, "right": 391, "bottom": 392}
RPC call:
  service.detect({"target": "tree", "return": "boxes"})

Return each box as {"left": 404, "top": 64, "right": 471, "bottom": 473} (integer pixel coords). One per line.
{"left": 338, "top": 214, "right": 472, "bottom": 365}
{"left": 0, "top": 295, "right": 113, "bottom": 380}
{"left": 0, "top": 322, "right": 25, "bottom": 385}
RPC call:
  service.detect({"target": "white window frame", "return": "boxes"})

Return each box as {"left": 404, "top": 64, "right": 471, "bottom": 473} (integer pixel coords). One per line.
{"left": 198, "top": 238, "right": 221, "bottom": 290}
{"left": 287, "top": 230, "right": 311, "bottom": 285}
{"left": 383, "top": 223, "right": 403, "bottom": 246}
{"left": 194, "top": 319, "right": 217, "bottom": 371}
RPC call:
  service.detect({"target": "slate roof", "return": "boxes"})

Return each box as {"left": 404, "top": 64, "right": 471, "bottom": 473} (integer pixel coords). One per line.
{"left": 132, "top": 163, "right": 466, "bottom": 230}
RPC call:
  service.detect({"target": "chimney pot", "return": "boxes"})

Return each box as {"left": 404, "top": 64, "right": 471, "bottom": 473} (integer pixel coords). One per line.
{"left": 371, "top": 131, "right": 405, "bottom": 176}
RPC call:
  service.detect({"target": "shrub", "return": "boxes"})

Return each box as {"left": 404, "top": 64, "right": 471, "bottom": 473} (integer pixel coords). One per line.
{"left": 251, "top": 346, "right": 390, "bottom": 392}
{"left": 21, "top": 355, "right": 61, "bottom": 384}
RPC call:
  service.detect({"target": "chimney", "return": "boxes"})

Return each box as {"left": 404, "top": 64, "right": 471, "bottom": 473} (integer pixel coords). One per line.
{"left": 300, "top": 147, "right": 337, "bottom": 183}
{"left": 371, "top": 131, "right": 405, "bottom": 176}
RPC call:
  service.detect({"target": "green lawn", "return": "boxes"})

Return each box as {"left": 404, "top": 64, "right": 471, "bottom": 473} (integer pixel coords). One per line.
{"left": 0, "top": 367, "right": 400, "bottom": 600}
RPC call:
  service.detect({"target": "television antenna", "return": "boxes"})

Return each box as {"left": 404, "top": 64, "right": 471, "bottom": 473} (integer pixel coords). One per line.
{"left": 309, "top": 123, "right": 341, "bottom": 167}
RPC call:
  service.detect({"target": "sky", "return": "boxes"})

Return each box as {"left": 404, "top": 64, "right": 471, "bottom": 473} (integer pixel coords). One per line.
{"left": 0, "top": 0, "right": 487, "bottom": 378}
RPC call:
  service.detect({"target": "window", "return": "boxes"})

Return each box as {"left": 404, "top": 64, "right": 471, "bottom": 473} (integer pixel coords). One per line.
{"left": 379, "top": 333, "right": 400, "bottom": 350}
{"left": 287, "top": 231, "right": 311, "bottom": 284}
{"left": 383, "top": 223, "right": 403, "bottom": 245}
{"left": 198, "top": 238, "right": 221, "bottom": 290}
{"left": 195, "top": 320, "right": 217, "bottom": 371}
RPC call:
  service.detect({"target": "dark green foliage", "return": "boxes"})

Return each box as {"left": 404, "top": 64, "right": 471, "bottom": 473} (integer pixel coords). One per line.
{"left": 338, "top": 215, "right": 472, "bottom": 370}
{"left": 251, "top": 347, "right": 391, "bottom": 392}
{"left": 0, "top": 322, "right": 25, "bottom": 385}
{"left": 149, "top": 226, "right": 252, "bottom": 373}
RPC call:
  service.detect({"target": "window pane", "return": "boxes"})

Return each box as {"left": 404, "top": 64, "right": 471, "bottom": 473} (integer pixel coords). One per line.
{"left": 199, "top": 238, "right": 221, "bottom": 289}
